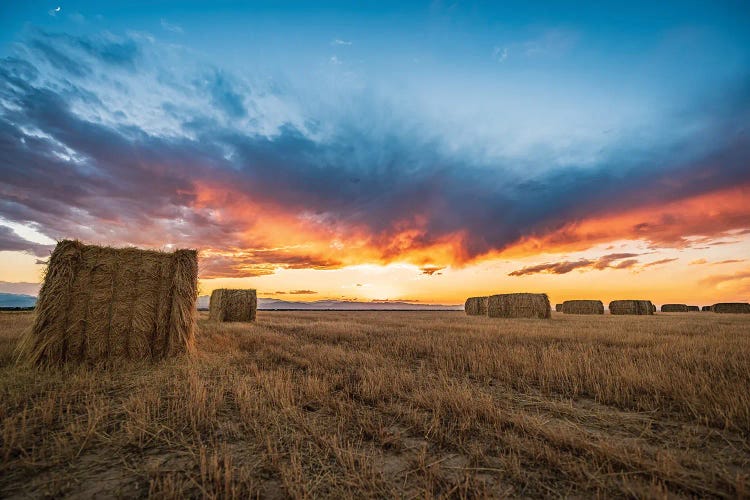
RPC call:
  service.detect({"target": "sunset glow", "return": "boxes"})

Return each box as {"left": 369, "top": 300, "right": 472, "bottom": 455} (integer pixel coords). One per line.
{"left": 1, "top": 1, "right": 749, "bottom": 306}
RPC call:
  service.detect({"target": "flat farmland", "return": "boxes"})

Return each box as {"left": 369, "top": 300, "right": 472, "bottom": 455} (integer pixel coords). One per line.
{"left": 1, "top": 311, "right": 749, "bottom": 498}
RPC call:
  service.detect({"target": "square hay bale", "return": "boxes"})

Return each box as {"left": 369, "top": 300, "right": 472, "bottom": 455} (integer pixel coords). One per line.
{"left": 562, "top": 300, "right": 604, "bottom": 315}
{"left": 661, "top": 303, "right": 688, "bottom": 312}
{"left": 209, "top": 289, "right": 257, "bottom": 322}
{"left": 686, "top": 305, "right": 700, "bottom": 312}
{"left": 487, "top": 293, "right": 551, "bottom": 319}
{"left": 464, "top": 296, "right": 488, "bottom": 316}
{"left": 712, "top": 302, "right": 750, "bottom": 314}
{"left": 555, "top": 303, "right": 563, "bottom": 312}
{"left": 17, "top": 240, "right": 198, "bottom": 366}
{"left": 701, "top": 305, "right": 712, "bottom": 312}
{"left": 609, "top": 300, "right": 654, "bottom": 315}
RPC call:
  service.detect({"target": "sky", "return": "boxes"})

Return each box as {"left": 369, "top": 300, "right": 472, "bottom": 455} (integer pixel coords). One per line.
{"left": 0, "top": 1, "right": 749, "bottom": 305}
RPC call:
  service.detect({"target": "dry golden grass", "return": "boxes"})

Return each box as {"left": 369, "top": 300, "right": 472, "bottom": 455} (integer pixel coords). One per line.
{"left": 1, "top": 310, "right": 749, "bottom": 498}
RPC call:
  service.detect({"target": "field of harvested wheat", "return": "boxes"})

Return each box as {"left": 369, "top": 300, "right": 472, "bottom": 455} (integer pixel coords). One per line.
{"left": 1, "top": 310, "right": 749, "bottom": 498}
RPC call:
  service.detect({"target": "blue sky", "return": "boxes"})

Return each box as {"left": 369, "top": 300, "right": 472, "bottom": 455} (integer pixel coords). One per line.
{"left": 0, "top": 1, "right": 749, "bottom": 302}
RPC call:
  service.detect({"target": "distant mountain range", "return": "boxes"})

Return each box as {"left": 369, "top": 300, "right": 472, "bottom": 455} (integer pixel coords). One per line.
{"left": 0, "top": 293, "right": 37, "bottom": 308}
{"left": 198, "top": 295, "right": 462, "bottom": 310}
{"left": 0, "top": 293, "right": 461, "bottom": 311}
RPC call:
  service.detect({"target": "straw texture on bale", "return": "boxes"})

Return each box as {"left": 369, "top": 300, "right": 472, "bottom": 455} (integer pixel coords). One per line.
{"left": 209, "top": 289, "right": 257, "bottom": 322}
{"left": 17, "top": 240, "right": 198, "bottom": 366}
{"left": 608, "top": 300, "right": 654, "bottom": 315}
{"left": 464, "top": 296, "right": 488, "bottom": 316}
{"left": 661, "top": 303, "right": 688, "bottom": 312}
{"left": 711, "top": 302, "right": 750, "bottom": 314}
{"left": 702, "top": 305, "right": 713, "bottom": 312}
{"left": 686, "top": 305, "right": 700, "bottom": 312}
{"left": 562, "top": 300, "right": 604, "bottom": 315}
{"left": 487, "top": 293, "right": 551, "bottom": 319}
{"left": 555, "top": 304, "right": 563, "bottom": 312}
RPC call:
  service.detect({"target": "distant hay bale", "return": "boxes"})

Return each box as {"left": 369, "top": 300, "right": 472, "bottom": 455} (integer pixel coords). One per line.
{"left": 562, "top": 300, "right": 604, "bottom": 315}
{"left": 464, "top": 296, "right": 488, "bottom": 316}
{"left": 712, "top": 303, "right": 750, "bottom": 314}
{"left": 17, "top": 240, "right": 198, "bottom": 366}
{"left": 686, "top": 305, "right": 700, "bottom": 312}
{"left": 661, "top": 304, "right": 688, "bottom": 312}
{"left": 609, "top": 300, "right": 654, "bottom": 315}
{"left": 701, "top": 305, "right": 712, "bottom": 312}
{"left": 555, "top": 303, "right": 563, "bottom": 312}
{"left": 209, "top": 289, "right": 257, "bottom": 322}
{"left": 487, "top": 293, "right": 551, "bottom": 319}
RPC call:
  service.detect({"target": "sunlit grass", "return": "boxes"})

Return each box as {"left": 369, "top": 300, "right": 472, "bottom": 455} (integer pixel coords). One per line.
{"left": 1, "top": 311, "right": 749, "bottom": 497}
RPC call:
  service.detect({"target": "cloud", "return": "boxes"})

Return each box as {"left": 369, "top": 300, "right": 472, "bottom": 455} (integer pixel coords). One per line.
{"left": 48, "top": 6, "right": 61, "bottom": 17}
{"left": 610, "top": 258, "right": 639, "bottom": 269}
{"left": 420, "top": 265, "right": 445, "bottom": 275}
{"left": 641, "top": 258, "right": 679, "bottom": 268}
{"left": 288, "top": 289, "right": 317, "bottom": 294}
{"left": 699, "top": 268, "right": 750, "bottom": 296}
{"left": 197, "top": 69, "right": 246, "bottom": 118}
{"left": 700, "top": 269, "right": 750, "bottom": 286}
{"left": 591, "top": 252, "right": 641, "bottom": 269}
{"left": 199, "top": 249, "right": 343, "bottom": 278}
{"left": 332, "top": 39, "right": 352, "bottom": 46}
{"left": 509, "top": 253, "right": 640, "bottom": 276}
{"left": 161, "top": 19, "right": 184, "bottom": 34}
{"left": 493, "top": 46, "right": 508, "bottom": 62}
{"left": 0, "top": 226, "right": 54, "bottom": 257}
{"left": 712, "top": 259, "right": 745, "bottom": 265}
{"left": 690, "top": 258, "right": 708, "bottom": 265}
{"left": 1, "top": 30, "right": 749, "bottom": 279}
{"left": 329, "top": 56, "right": 341, "bottom": 65}
{"left": 510, "top": 259, "right": 592, "bottom": 276}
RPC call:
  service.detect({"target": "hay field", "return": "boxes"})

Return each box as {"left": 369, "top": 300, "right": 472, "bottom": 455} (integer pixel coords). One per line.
{"left": 1, "top": 311, "right": 749, "bottom": 498}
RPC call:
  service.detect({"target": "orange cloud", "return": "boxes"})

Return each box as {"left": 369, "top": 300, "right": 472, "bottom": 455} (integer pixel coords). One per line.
{"left": 190, "top": 179, "right": 750, "bottom": 277}
{"left": 501, "top": 185, "right": 750, "bottom": 259}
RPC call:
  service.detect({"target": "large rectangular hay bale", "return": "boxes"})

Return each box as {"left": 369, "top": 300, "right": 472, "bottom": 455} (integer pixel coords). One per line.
{"left": 464, "top": 296, "right": 488, "bottom": 316}
{"left": 701, "top": 305, "right": 712, "bottom": 312}
{"left": 209, "top": 289, "right": 257, "bottom": 322}
{"left": 686, "top": 305, "right": 700, "bottom": 312}
{"left": 609, "top": 300, "right": 654, "bottom": 315}
{"left": 562, "top": 300, "right": 604, "bottom": 315}
{"left": 661, "top": 303, "right": 688, "bottom": 312}
{"left": 555, "top": 303, "right": 563, "bottom": 312}
{"left": 712, "top": 302, "right": 750, "bottom": 314}
{"left": 487, "top": 293, "right": 550, "bottom": 319}
{"left": 17, "top": 240, "right": 198, "bottom": 366}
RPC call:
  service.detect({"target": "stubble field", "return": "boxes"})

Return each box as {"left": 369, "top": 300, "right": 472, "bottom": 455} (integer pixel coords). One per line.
{"left": 1, "top": 310, "right": 749, "bottom": 498}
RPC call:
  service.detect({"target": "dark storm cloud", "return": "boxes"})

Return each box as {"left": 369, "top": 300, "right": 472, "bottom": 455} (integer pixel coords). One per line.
{"left": 1, "top": 31, "right": 750, "bottom": 272}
